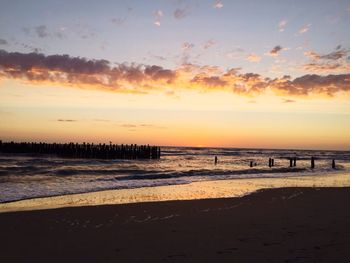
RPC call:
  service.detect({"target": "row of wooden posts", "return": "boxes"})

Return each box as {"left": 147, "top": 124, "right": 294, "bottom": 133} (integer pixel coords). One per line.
{"left": 0, "top": 141, "right": 161, "bottom": 159}
{"left": 214, "top": 156, "right": 336, "bottom": 169}
{"left": 252, "top": 156, "right": 336, "bottom": 169}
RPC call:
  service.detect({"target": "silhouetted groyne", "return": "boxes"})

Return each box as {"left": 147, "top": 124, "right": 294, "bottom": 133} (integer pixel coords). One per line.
{"left": 0, "top": 141, "right": 161, "bottom": 160}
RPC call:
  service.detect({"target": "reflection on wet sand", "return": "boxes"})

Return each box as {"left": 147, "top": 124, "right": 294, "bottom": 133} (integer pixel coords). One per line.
{"left": 1, "top": 171, "right": 350, "bottom": 213}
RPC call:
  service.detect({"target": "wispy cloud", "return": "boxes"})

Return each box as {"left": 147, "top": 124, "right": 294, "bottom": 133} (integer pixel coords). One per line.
{"left": 14, "top": 42, "right": 42, "bottom": 53}
{"left": 303, "top": 46, "right": 350, "bottom": 73}
{"left": 110, "top": 6, "right": 132, "bottom": 26}
{"left": 225, "top": 47, "right": 245, "bottom": 60}
{"left": 213, "top": 0, "right": 223, "bottom": 9}
{"left": 246, "top": 53, "right": 261, "bottom": 62}
{"left": 174, "top": 8, "right": 189, "bottom": 19}
{"left": 304, "top": 51, "right": 321, "bottom": 60}
{"left": 278, "top": 20, "right": 287, "bottom": 32}
{"left": 1, "top": 50, "right": 349, "bottom": 98}
{"left": 182, "top": 42, "right": 195, "bottom": 51}
{"left": 119, "top": 123, "right": 166, "bottom": 129}
{"left": 181, "top": 42, "right": 195, "bottom": 64}
{"left": 298, "top": 24, "right": 311, "bottom": 34}
{"left": 22, "top": 25, "right": 67, "bottom": 39}
{"left": 283, "top": 99, "right": 296, "bottom": 103}
{"left": 202, "top": 40, "right": 216, "bottom": 49}
{"left": 154, "top": 10, "right": 163, "bottom": 26}
{"left": 57, "top": 119, "right": 77, "bottom": 122}
{"left": 111, "top": 17, "right": 126, "bottom": 26}
{"left": 149, "top": 53, "right": 167, "bottom": 61}
{"left": 303, "top": 63, "right": 348, "bottom": 72}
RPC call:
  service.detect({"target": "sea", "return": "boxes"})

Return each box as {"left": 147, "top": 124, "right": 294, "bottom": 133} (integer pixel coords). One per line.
{"left": 1, "top": 147, "right": 350, "bottom": 203}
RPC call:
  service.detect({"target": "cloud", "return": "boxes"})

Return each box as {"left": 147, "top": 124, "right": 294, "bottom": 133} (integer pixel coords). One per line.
{"left": 154, "top": 10, "right": 163, "bottom": 26}
{"left": 278, "top": 20, "right": 287, "bottom": 32}
{"left": 299, "top": 24, "right": 311, "bottom": 34}
{"left": 304, "top": 51, "right": 321, "bottom": 60}
{"left": 270, "top": 74, "right": 350, "bottom": 96}
{"left": 0, "top": 39, "right": 8, "bottom": 45}
{"left": 303, "top": 46, "right": 350, "bottom": 73}
{"left": 0, "top": 50, "right": 175, "bottom": 94}
{"left": 202, "top": 40, "right": 216, "bottom": 49}
{"left": 182, "top": 42, "right": 194, "bottom": 51}
{"left": 268, "top": 45, "right": 283, "bottom": 56}
{"left": 303, "top": 62, "right": 349, "bottom": 73}
{"left": 225, "top": 47, "right": 245, "bottom": 60}
{"left": 174, "top": 8, "right": 189, "bottom": 19}
{"left": 213, "top": 0, "right": 223, "bottom": 9}
{"left": 57, "top": 119, "right": 77, "bottom": 122}
{"left": 0, "top": 50, "right": 349, "bottom": 98}
{"left": 246, "top": 54, "right": 261, "bottom": 62}
{"left": 16, "top": 43, "right": 42, "bottom": 53}
{"left": 22, "top": 25, "right": 67, "bottom": 39}
{"left": 304, "top": 46, "right": 348, "bottom": 61}
{"left": 35, "top": 25, "right": 49, "bottom": 38}
{"left": 283, "top": 99, "right": 296, "bottom": 103}
{"left": 111, "top": 6, "right": 132, "bottom": 26}
{"left": 319, "top": 49, "right": 347, "bottom": 60}
{"left": 111, "top": 17, "right": 126, "bottom": 26}
{"left": 181, "top": 42, "right": 195, "bottom": 64}
{"left": 119, "top": 123, "right": 166, "bottom": 129}
{"left": 149, "top": 53, "right": 167, "bottom": 61}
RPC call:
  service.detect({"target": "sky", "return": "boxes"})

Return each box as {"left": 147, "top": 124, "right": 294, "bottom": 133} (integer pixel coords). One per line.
{"left": 0, "top": 0, "right": 350, "bottom": 150}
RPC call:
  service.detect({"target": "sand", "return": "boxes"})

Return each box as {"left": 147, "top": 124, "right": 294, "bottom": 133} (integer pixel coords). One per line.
{"left": 1, "top": 187, "right": 350, "bottom": 262}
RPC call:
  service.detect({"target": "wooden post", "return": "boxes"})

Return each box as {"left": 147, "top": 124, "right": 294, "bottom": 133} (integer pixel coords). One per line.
{"left": 332, "top": 159, "right": 336, "bottom": 169}
{"left": 214, "top": 156, "right": 218, "bottom": 165}
{"left": 272, "top": 158, "right": 274, "bottom": 166}
{"left": 289, "top": 158, "right": 293, "bottom": 167}
{"left": 268, "top": 158, "right": 271, "bottom": 168}
{"left": 311, "top": 157, "right": 315, "bottom": 169}
{"left": 250, "top": 161, "right": 253, "bottom": 168}
{"left": 293, "top": 157, "right": 296, "bottom": 167}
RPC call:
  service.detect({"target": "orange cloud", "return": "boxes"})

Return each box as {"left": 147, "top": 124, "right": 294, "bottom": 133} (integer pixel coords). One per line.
{"left": 246, "top": 53, "right": 261, "bottom": 62}
{"left": 1, "top": 50, "right": 349, "bottom": 98}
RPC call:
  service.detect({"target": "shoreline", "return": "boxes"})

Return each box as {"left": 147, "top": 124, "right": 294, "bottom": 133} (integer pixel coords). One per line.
{"left": 1, "top": 170, "right": 350, "bottom": 213}
{"left": 1, "top": 187, "right": 350, "bottom": 262}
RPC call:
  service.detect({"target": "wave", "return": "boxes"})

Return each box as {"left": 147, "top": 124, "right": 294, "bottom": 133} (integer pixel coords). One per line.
{"left": 92, "top": 167, "right": 308, "bottom": 182}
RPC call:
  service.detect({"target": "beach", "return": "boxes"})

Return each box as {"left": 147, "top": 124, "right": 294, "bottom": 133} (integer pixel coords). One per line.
{"left": 1, "top": 151, "right": 350, "bottom": 262}
{"left": 1, "top": 187, "right": 350, "bottom": 262}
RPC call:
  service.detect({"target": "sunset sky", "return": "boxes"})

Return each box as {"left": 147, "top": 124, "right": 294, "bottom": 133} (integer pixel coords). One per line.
{"left": 1, "top": 0, "right": 350, "bottom": 149}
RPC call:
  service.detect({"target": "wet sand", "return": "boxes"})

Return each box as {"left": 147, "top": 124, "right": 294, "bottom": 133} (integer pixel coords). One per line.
{"left": 2, "top": 170, "right": 350, "bottom": 213}
{"left": 1, "top": 187, "right": 350, "bottom": 262}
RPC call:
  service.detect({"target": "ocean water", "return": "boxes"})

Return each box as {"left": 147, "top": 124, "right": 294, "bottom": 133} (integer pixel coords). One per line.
{"left": 1, "top": 147, "right": 350, "bottom": 203}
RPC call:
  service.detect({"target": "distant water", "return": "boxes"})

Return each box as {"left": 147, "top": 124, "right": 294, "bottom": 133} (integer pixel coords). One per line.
{"left": 1, "top": 147, "right": 350, "bottom": 203}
